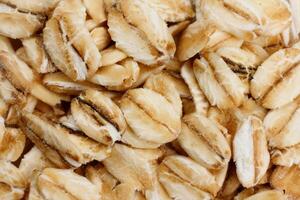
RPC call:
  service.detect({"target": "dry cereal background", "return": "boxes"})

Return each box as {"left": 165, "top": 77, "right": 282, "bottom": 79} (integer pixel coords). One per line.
{"left": 0, "top": 0, "right": 299, "bottom": 199}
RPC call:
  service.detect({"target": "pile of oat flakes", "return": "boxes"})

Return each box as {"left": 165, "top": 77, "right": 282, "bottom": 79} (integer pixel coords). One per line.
{"left": 0, "top": 0, "right": 299, "bottom": 199}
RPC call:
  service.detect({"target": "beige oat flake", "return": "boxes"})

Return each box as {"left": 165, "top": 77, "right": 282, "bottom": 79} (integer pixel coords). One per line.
{"left": 0, "top": 0, "right": 298, "bottom": 199}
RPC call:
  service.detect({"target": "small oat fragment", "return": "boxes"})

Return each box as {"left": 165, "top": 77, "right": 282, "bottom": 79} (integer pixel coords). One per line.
{"left": 217, "top": 165, "right": 240, "bottom": 199}
{"left": 168, "top": 21, "right": 190, "bottom": 37}
{"left": 204, "top": 30, "right": 231, "bottom": 51}
{"left": 100, "top": 47, "right": 127, "bottom": 66}
{"left": 0, "top": 71, "right": 19, "bottom": 104}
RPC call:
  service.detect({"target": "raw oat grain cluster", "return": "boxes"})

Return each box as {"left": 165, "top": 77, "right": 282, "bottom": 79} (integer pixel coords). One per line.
{"left": 0, "top": 0, "right": 299, "bottom": 199}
